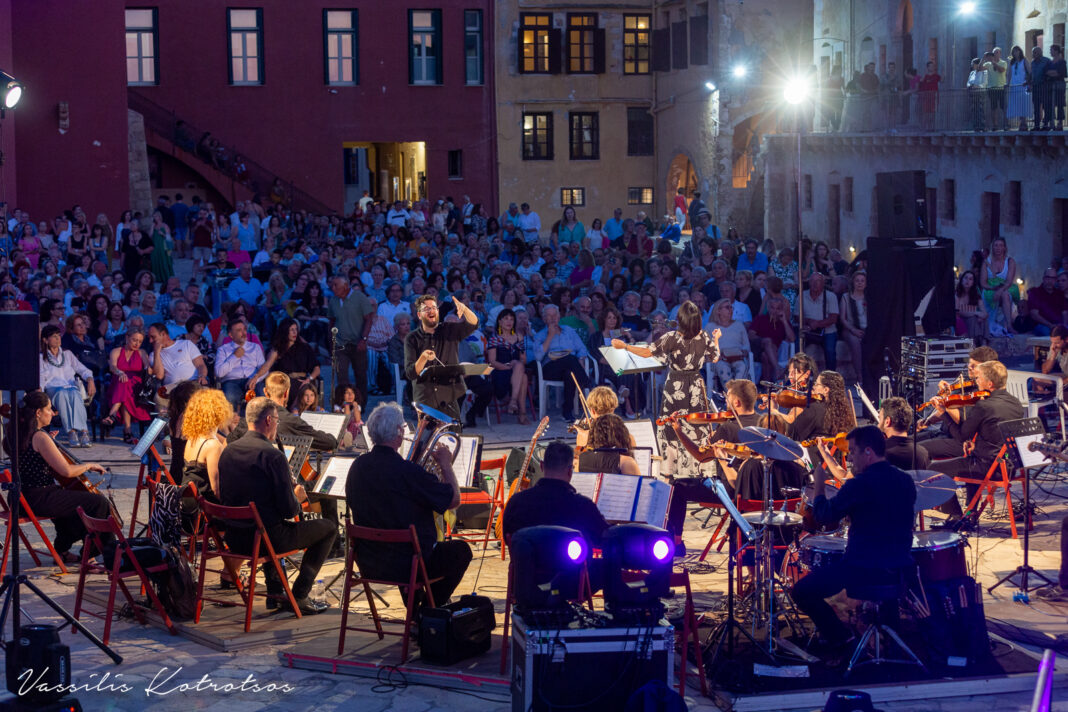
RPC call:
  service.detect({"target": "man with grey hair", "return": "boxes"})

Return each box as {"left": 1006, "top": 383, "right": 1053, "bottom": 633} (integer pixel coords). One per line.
{"left": 534, "top": 304, "right": 590, "bottom": 421}
{"left": 346, "top": 402, "right": 472, "bottom": 609}
{"left": 218, "top": 396, "right": 335, "bottom": 614}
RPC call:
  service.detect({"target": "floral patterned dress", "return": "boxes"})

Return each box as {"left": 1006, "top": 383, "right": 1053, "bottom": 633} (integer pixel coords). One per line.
{"left": 648, "top": 329, "right": 720, "bottom": 478}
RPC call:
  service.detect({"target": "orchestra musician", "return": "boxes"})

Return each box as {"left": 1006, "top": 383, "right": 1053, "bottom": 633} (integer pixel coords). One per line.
{"left": 929, "top": 360, "right": 1024, "bottom": 529}
{"left": 577, "top": 413, "right": 642, "bottom": 476}
{"left": 611, "top": 300, "right": 720, "bottom": 480}
{"left": 920, "top": 345, "right": 998, "bottom": 450}
{"left": 795, "top": 427, "right": 916, "bottom": 651}
{"left": 574, "top": 386, "right": 636, "bottom": 452}
{"left": 217, "top": 397, "right": 334, "bottom": 614}
{"left": 776, "top": 370, "right": 855, "bottom": 444}
{"left": 2, "top": 391, "right": 113, "bottom": 563}
{"left": 773, "top": 353, "right": 818, "bottom": 424}
{"left": 404, "top": 295, "right": 479, "bottom": 423}
{"left": 346, "top": 402, "right": 472, "bottom": 610}
{"left": 877, "top": 397, "right": 930, "bottom": 471}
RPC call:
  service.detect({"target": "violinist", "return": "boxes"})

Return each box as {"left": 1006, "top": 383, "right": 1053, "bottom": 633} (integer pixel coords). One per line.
{"left": 2, "top": 391, "right": 113, "bottom": 563}
{"left": 772, "top": 353, "right": 818, "bottom": 424}
{"left": 574, "top": 386, "right": 636, "bottom": 453}
{"left": 878, "top": 397, "right": 930, "bottom": 471}
{"left": 577, "top": 414, "right": 642, "bottom": 476}
{"left": 776, "top": 370, "right": 854, "bottom": 444}
{"left": 929, "top": 360, "right": 1023, "bottom": 529}
{"left": 921, "top": 346, "right": 998, "bottom": 458}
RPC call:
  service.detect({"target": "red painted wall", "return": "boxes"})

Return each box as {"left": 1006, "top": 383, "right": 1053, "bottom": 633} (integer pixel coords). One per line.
{"left": 7, "top": 0, "right": 129, "bottom": 223}
{"left": 136, "top": 0, "right": 497, "bottom": 214}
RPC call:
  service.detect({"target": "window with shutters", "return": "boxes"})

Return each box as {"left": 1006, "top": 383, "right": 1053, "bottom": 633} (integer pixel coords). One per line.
{"left": 626, "top": 107, "right": 653, "bottom": 156}
{"left": 671, "top": 21, "right": 688, "bottom": 70}
{"left": 569, "top": 112, "right": 599, "bottom": 160}
{"left": 623, "top": 15, "right": 651, "bottom": 74}
{"left": 940, "top": 179, "right": 956, "bottom": 221}
{"left": 522, "top": 112, "right": 554, "bottom": 160}
{"left": 520, "top": 13, "right": 553, "bottom": 73}
{"left": 627, "top": 187, "right": 653, "bottom": 205}
{"left": 842, "top": 177, "right": 854, "bottom": 213}
{"left": 409, "top": 10, "right": 442, "bottom": 85}
{"left": 126, "top": 8, "right": 159, "bottom": 85}
{"left": 447, "top": 150, "right": 463, "bottom": 178}
{"left": 1007, "top": 181, "right": 1022, "bottom": 226}
{"left": 324, "top": 10, "right": 358, "bottom": 85}
{"left": 567, "top": 14, "right": 596, "bottom": 73}
{"left": 689, "top": 14, "right": 708, "bottom": 66}
{"left": 228, "top": 8, "right": 263, "bottom": 85}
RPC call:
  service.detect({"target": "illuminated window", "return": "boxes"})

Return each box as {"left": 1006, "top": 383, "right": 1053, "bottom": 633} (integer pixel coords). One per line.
{"left": 324, "top": 10, "right": 358, "bottom": 85}
{"left": 520, "top": 13, "right": 553, "bottom": 73}
{"left": 623, "top": 15, "right": 651, "bottom": 74}
{"left": 228, "top": 8, "right": 264, "bottom": 85}
{"left": 522, "top": 112, "right": 554, "bottom": 160}
{"left": 126, "top": 8, "right": 159, "bottom": 85}
{"left": 561, "top": 187, "right": 586, "bottom": 206}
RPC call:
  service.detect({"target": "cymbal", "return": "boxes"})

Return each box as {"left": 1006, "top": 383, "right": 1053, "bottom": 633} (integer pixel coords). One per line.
{"left": 907, "top": 470, "right": 959, "bottom": 513}
{"left": 737, "top": 426, "right": 804, "bottom": 461}
{"left": 742, "top": 511, "right": 803, "bottom": 527}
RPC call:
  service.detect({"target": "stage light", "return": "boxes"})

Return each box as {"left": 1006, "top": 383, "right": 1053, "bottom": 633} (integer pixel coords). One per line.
{"left": 732, "top": 65, "right": 748, "bottom": 79}
{"left": 602, "top": 523, "right": 674, "bottom": 622}
{"left": 849, "top": 245, "right": 856, "bottom": 253}
{"left": 511, "top": 526, "right": 588, "bottom": 614}
{"left": 1016, "top": 277, "right": 1024, "bottom": 285}
{"left": 959, "top": 1, "right": 977, "bottom": 15}
{"left": 783, "top": 76, "right": 810, "bottom": 105}
{"left": 0, "top": 70, "right": 22, "bottom": 110}
{"left": 652, "top": 538, "right": 671, "bottom": 561}
{"left": 705, "top": 81, "right": 717, "bottom": 92}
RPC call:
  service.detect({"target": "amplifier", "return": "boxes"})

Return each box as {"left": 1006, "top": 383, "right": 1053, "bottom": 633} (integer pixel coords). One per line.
{"left": 901, "top": 351, "right": 970, "bottom": 371}
{"left": 419, "top": 594, "right": 496, "bottom": 665}
{"left": 510, "top": 615, "right": 673, "bottom": 712}
{"left": 902, "top": 363, "right": 964, "bottom": 380}
{"left": 901, "top": 336, "right": 973, "bottom": 355}
{"left": 918, "top": 576, "right": 991, "bottom": 670}
{"left": 901, "top": 376, "right": 944, "bottom": 401}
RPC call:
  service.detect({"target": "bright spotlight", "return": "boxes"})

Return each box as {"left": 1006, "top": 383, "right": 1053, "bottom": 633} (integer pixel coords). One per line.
{"left": 705, "top": 81, "right": 717, "bottom": 92}
{"left": 959, "top": 1, "right": 977, "bottom": 14}
{"left": 566, "top": 539, "right": 585, "bottom": 562}
{"left": 652, "top": 538, "right": 672, "bottom": 561}
{"left": 732, "top": 65, "right": 748, "bottom": 79}
{"left": 0, "top": 70, "right": 22, "bottom": 110}
{"left": 783, "top": 77, "right": 810, "bottom": 105}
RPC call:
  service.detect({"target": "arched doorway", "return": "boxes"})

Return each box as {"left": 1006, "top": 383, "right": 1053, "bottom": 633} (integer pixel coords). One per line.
{"left": 666, "top": 153, "right": 699, "bottom": 223}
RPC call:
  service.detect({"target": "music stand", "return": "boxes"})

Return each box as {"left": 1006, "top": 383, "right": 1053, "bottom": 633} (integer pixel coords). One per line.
{"left": 277, "top": 433, "right": 313, "bottom": 483}
{"left": 988, "top": 417, "right": 1056, "bottom": 594}
{"left": 130, "top": 417, "right": 168, "bottom": 459}
{"left": 599, "top": 345, "right": 663, "bottom": 416}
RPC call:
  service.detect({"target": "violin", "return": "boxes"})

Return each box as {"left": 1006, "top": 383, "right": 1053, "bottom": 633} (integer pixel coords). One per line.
{"left": 916, "top": 380, "right": 977, "bottom": 412}
{"left": 930, "top": 390, "right": 990, "bottom": 410}
{"left": 760, "top": 389, "right": 825, "bottom": 409}
{"left": 801, "top": 432, "right": 850, "bottom": 452}
{"left": 245, "top": 388, "right": 256, "bottom": 403}
{"left": 699, "top": 440, "right": 755, "bottom": 459}
{"left": 656, "top": 411, "right": 735, "bottom": 426}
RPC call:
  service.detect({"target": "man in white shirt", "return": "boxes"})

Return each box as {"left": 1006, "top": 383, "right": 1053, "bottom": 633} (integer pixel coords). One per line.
{"left": 358, "top": 190, "right": 374, "bottom": 213}
{"left": 516, "top": 202, "right": 541, "bottom": 245}
{"left": 385, "top": 201, "right": 411, "bottom": 228}
{"left": 798, "top": 272, "right": 839, "bottom": 371}
{"left": 461, "top": 195, "right": 474, "bottom": 229}
{"left": 227, "top": 261, "right": 264, "bottom": 305}
{"left": 215, "top": 319, "right": 265, "bottom": 412}
{"left": 148, "top": 322, "right": 208, "bottom": 391}
{"left": 377, "top": 282, "right": 411, "bottom": 326}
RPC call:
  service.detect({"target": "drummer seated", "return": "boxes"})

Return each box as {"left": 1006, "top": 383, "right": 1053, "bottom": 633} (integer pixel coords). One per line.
{"left": 792, "top": 427, "right": 916, "bottom": 650}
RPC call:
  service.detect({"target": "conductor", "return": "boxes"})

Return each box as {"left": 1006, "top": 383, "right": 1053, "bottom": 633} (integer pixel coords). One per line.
{"left": 404, "top": 295, "right": 478, "bottom": 421}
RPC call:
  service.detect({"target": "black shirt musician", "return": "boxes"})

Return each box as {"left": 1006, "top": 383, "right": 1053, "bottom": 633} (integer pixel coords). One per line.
{"left": 793, "top": 426, "right": 916, "bottom": 647}
{"left": 878, "top": 396, "right": 930, "bottom": 471}
{"left": 217, "top": 397, "right": 336, "bottom": 613}
{"left": 929, "top": 360, "right": 1024, "bottom": 526}
{"left": 405, "top": 295, "right": 478, "bottom": 422}
{"left": 346, "top": 402, "right": 472, "bottom": 608}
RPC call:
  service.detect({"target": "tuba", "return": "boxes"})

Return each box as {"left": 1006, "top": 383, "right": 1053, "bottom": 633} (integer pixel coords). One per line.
{"left": 408, "top": 403, "right": 462, "bottom": 477}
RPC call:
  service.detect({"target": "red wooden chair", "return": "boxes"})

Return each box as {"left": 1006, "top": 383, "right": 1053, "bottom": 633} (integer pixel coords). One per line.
{"left": 338, "top": 523, "right": 443, "bottom": 664}
{"left": 195, "top": 498, "right": 302, "bottom": 632}
{"left": 953, "top": 444, "right": 1021, "bottom": 538}
{"left": 0, "top": 469, "right": 70, "bottom": 575}
{"left": 670, "top": 569, "right": 709, "bottom": 696}
{"left": 72, "top": 507, "right": 177, "bottom": 645}
{"left": 447, "top": 457, "right": 507, "bottom": 551}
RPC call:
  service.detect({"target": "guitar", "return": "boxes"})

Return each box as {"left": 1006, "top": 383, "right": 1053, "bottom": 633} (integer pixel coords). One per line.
{"left": 1027, "top": 439, "right": 1068, "bottom": 462}
{"left": 493, "top": 416, "right": 550, "bottom": 540}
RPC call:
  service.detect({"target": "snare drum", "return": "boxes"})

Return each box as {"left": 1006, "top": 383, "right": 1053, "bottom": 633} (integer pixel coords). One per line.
{"left": 797, "top": 483, "right": 841, "bottom": 533}
{"left": 799, "top": 535, "right": 847, "bottom": 571}
{"left": 911, "top": 531, "right": 967, "bottom": 583}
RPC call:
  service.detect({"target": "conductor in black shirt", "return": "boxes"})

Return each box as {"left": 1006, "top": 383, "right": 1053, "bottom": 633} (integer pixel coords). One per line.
{"left": 217, "top": 397, "right": 336, "bottom": 614}
{"left": 346, "top": 402, "right": 473, "bottom": 607}
{"left": 404, "top": 295, "right": 478, "bottom": 422}
{"left": 793, "top": 426, "right": 916, "bottom": 647}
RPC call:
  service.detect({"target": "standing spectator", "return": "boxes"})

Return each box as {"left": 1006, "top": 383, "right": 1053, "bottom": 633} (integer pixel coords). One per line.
{"left": 328, "top": 276, "right": 376, "bottom": 408}
{"left": 824, "top": 65, "right": 846, "bottom": 130}
{"left": 1049, "top": 44, "right": 1067, "bottom": 131}
{"left": 955, "top": 270, "right": 989, "bottom": 343}
{"left": 557, "top": 207, "right": 585, "bottom": 247}
{"left": 1026, "top": 268, "right": 1067, "bottom": 335}
{"left": 149, "top": 211, "right": 174, "bottom": 284}
{"left": 987, "top": 47, "right": 1008, "bottom": 130}
{"left": 839, "top": 270, "right": 868, "bottom": 383}
{"left": 1007, "top": 45, "right": 1031, "bottom": 130}
{"left": 918, "top": 61, "right": 941, "bottom": 130}
{"left": 1031, "top": 45, "right": 1053, "bottom": 131}
{"left": 966, "top": 57, "right": 989, "bottom": 131}
{"left": 171, "top": 193, "right": 190, "bottom": 258}
{"left": 800, "top": 272, "right": 839, "bottom": 371}
{"left": 516, "top": 202, "right": 542, "bottom": 246}
{"left": 365, "top": 299, "right": 394, "bottom": 396}
{"left": 687, "top": 192, "right": 706, "bottom": 228}
{"left": 603, "top": 208, "right": 625, "bottom": 244}
{"left": 673, "top": 189, "right": 688, "bottom": 228}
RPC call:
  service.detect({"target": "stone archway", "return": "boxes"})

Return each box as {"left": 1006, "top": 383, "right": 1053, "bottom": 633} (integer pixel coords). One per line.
{"left": 666, "top": 153, "right": 699, "bottom": 222}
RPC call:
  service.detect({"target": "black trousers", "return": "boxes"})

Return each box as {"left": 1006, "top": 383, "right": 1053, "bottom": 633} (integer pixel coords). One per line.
{"left": 336, "top": 343, "right": 369, "bottom": 409}
{"left": 929, "top": 455, "right": 986, "bottom": 519}
{"left": 417, "top": 540, "right": 473, "bottom": 607}
{"left": 792, "top": 561, "right": 899, "bottom": 644}
{"left": 225, "top": 518, "right": 336, "bottom": 600}
{"left": 22, "top": 485, "right": 113, "bottom": 554}
{"left": 460, "top": 375, "right": 493, "bottom": 425}
{"left": 666, "top": 480, "right": 718, "bottom": 538}
{"left": 923, "top": 436, "right": 966, "bottom": 460}
{"left": 540, "top": 356, "right": 591, "bottom": 419}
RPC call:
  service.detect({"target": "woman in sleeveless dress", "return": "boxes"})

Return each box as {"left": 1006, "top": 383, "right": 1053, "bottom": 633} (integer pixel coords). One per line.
{"left": 102, "top": 327, "right": 152, "bottom": 442}
{"left": 576, "top": 413, "right": 641, "bottom": 476}
{"left": 179, "top": 389, "right": 232, "bottom": 509}
{"left": 486, "top": 308, "right": 530, "bottom": 424}
{"left": 979, "top": 236, "right": 1018, "bottom": 335}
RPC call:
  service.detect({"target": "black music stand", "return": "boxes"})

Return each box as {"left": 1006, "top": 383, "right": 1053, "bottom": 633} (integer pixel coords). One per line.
{"left": 988, "top": 417, "right": 1056, "bottom": 594}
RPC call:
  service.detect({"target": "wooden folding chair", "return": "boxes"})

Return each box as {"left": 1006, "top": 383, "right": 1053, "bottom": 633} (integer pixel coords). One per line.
{"left": 670, "top": 569, "right": 708, "bottom": 696}
{"left": 696, "top": 501, "right": 730, "bottom": 561}
{"left": 129, "top": 445, "right": 176, "bottom": 538}
{"left": 953, "top": 444, "right": 1021, "bottom": 538}
{"left": 0, "top": 469, "right": 69, "bottom": 575}
{"left": 72, "top": 507, "right": 177, "bottom": 645}
{"left": 338, "top": 523, "right": 443, "bottom": 663}
{"left": 448, "top": 457, "right": 507, "bottom": 551}
{"left": 195, "top": 498, "right": 302, "bottom": 632}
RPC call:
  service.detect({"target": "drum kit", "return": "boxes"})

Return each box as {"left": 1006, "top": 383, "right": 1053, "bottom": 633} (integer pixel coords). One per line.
{"left": 705, "top": 427, "right": 970, "bottom": 665}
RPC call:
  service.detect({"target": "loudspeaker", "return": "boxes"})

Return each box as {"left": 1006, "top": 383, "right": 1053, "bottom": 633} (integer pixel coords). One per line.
{"left": 862, "top": 237, "right": 955, "bottom": 393}
{"left": 0, "top": 311, "right": 40, "bottom": 391}
{"left": 876, "top": 170, "right": 928, "bottom": 238}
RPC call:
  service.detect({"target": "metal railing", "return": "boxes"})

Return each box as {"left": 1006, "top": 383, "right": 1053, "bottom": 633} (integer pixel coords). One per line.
{"left": 127, "top": 89, "right": 335, "bottom": 215}
{"left": 806, "top": 86, "right": 1067, "bottom": 134}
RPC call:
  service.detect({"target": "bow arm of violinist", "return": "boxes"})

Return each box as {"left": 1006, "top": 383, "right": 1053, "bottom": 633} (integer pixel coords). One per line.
{"left": 668, "top": 418, "right": 719, "bottom": 464}
{"left": 815, "top": 440, "right": 849, "bottom": 484}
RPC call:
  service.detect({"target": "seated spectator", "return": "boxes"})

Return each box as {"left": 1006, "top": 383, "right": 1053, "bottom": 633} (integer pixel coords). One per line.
{"left": 707, "top": 298, "right": 751, "bottom": 388}
{"left": 148, "top": 322, "right": 209, "bottom": 396}
{"left": 291, "top": 382, "right": 323, "bottom": 415}
{"left": 62, "top": 313, "right": 106, "bottom": 377}
{"left": 486, "top": 308, "right": 530, "bottom": 425}
{"left": 979, "top": 236, "right": 1018, "bottom": 335}
{"left": 332, "top": 384, "right": 363, "bottom": 449}
{"left": 534, "top": 304, "right": 592, "bottom": 422}
{"left": 1041, "top": 325, "right": 1068, "bottom": 380}
{"left": 955, "top": 270, "right": 988, "bottom": 344}
{"left": 751, "top": 294, "right": 795, "bottom": 382}
{"left": 737, "top": 239, "right": 769, "bottom": 274}
{"left": 39, "top": 325, "right": 96, "bottom": 449}
{"left": 1027, "top": 268, "right": 1067, "bottom": 336}
{"left": 215, "top": 319, "right": 265, "bottom": 412}
{"left": 248, "top": 317, "right": 320, "bottom": 408}
{"left": 102, "top": 327, "right": 152, "bottom": 443}
{"left": 227, "top": 261, "right": 263, "bottom": 305}
{"left": 225, "top": 236, "right": 251, "bottom": 268}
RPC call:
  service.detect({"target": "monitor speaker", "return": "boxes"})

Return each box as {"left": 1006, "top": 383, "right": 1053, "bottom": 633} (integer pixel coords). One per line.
{"left": 0, "top": 311, "right": 40, "bottom": 391}
{"left": 876, "top": 170, "right": 928, "bottom": 238}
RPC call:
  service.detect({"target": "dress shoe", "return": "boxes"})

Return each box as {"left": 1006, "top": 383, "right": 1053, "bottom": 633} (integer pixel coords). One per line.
{"left": 295, "top": 597, "right": 329, "bottom": 615}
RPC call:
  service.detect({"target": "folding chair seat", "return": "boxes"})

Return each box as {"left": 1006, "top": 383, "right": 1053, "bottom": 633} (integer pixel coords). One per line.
{"left": 0, "top": 469, "right": 70, "bottom": 575}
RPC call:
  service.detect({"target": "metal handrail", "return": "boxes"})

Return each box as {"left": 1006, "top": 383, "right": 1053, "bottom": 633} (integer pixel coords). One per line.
{"left": 127, "top": 89, "right": 335, "bottom": 215}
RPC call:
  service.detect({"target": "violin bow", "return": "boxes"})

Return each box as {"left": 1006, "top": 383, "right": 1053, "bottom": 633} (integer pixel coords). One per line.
{"left": 572, "top": 372, "right": 594, "bottom": 422}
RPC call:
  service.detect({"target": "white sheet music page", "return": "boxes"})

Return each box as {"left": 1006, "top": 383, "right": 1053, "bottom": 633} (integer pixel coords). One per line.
{"left": 633, "top": 447, "right": 653, "bottom": 477}
{"left": 625, "top": 420, "right": 660, "bottom": 457}
{"left": 570, "top": 472, "right": 601, "bottom": 501}
{"left": 452, "top": 436, "right": 480, "bottom": 487}
{"left": 314, "top": 457, "right": 356, "bottom": 497}
{"left": 596, "top": 473, "right": 641, "bottom": 521}
{"left": 635, "top": 478, "right": 673, "bottom": 527}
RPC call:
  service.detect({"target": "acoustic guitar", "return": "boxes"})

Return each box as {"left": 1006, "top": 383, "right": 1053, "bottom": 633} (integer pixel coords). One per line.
{"left": 493, "top": 416, "right": 550, "bottom": 540}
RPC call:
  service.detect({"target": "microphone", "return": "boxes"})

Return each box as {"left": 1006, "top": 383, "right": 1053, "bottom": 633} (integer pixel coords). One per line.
{"left": 758, "top": 380, "right": 780, "bottom": 390}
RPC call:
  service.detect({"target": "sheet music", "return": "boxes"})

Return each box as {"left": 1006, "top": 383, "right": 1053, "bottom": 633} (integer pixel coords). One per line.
{"left": 313, "top": 456, "right": 356, "bottom": 497}
{"left": 598, "top": 346, "right": 664, "bottom": 374}
{"left": 633, "top": 447, "right": 653, "bottom": 477}
{"left": 596, "top": 473, "right": 641, "bottom": 521}
{"left": 634, "top": 478, "right": 673, "bottom": 527}
{"left": 362, "top": 423, "right": 413, "bottom": 455}
{"left": 131, "top": 417, "right": 168, "bottom": 458}
{"left": 570, "top": 472, "right": 601, "bottom": 501}
{"left": 300, "top": 411, "right": 349, "bottom": 440}
{"left": 453, "top": 436, "right": 481, "bottom": 487}
{"left": 625, "top": 420, "right": 660, "bottom": 457}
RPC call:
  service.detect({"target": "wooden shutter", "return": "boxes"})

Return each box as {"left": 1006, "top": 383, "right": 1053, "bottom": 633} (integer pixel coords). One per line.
{"left": 689, "top": 15, "right": 708, "bottom": 66}
{"left": 651, "top": 28, "right": 670, "bottom": 72}
{"left": 671, "top": 21, "right": 688, "bottom": 70}
{"left": 593, "top": 27, "right": 606, "bottom": 73}
{"left": 548, "top": 28, "right": 563, "bottom": 74}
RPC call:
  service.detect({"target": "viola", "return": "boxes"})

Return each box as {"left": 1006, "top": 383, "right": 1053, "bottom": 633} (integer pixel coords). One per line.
{"left": 916, "top": 380, "right": 977, "bottom": 412}
{"left": 801, "top": 432, "right": 850, "bottom": 452}
{"left": 760, "top": 389, "right": 825, "bottom": 409}
{"left": 931, "top": 390, "right": 990, "bottom": 410}
{"left": 656, "top": 411, "right": 735, "bottom": 426}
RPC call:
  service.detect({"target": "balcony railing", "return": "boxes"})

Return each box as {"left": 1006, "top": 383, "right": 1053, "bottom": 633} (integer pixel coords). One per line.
{"left": 127, "top": 89, "right": 334, "bottom": 215}
{"left": 805, "top": 86, "right": 1067, "bottom": 134}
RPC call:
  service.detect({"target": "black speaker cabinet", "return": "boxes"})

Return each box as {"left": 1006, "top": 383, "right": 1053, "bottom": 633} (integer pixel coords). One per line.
{"left": 877, "top": 170, "right": 928, "bottom": 238}
{"left": 0, "top": 311, "right": 40, "bottom": 391}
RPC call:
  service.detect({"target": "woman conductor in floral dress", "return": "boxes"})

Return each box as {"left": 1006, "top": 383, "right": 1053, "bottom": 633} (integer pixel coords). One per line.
{"left": 612, "top": 300, "right": 721, "bottom": 480}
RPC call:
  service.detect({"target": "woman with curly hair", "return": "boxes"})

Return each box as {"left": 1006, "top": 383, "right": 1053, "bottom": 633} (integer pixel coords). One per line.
{"left": 787, "top": 370, "right": 855, "bottom": 444}
{"left": 180, "top": 388, "right": 233, "bottom": 501}
{"left": 577, "top": 413, "right": 641, "bottom": 476}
